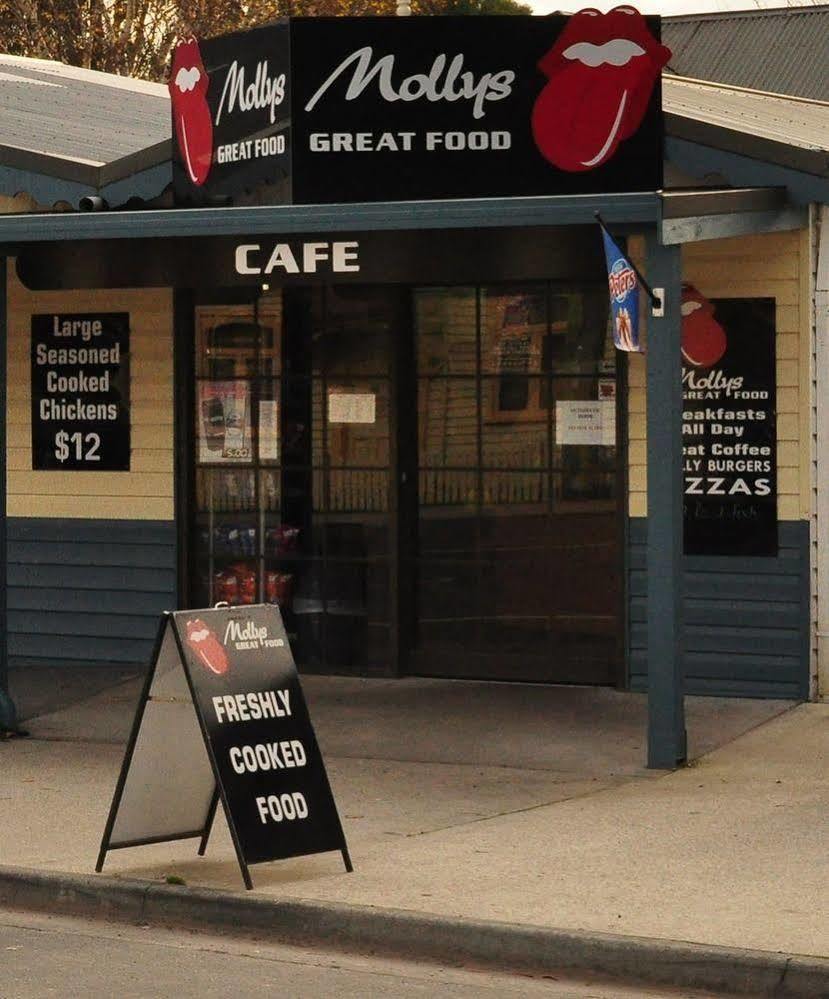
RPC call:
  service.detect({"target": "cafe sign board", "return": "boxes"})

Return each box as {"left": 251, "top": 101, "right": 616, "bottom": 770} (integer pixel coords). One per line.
{"left": 681, "top": 292, "right": 777, "bottom": 556}
{"left": 170, "top": 10, "right": 670, "bottom": 205}
{"left": 97, "top": 605, "right": 351, "bottom": 889}
{"left": 17, "top": 226, "right": 606, "bottom": 291}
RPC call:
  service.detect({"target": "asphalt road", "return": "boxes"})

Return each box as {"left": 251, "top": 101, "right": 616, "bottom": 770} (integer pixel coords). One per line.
{"left": 0, "top": 909, "right": 722, "bottom": 999}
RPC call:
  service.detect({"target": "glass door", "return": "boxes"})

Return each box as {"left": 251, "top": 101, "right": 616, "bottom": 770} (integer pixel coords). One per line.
{"left": 409, "top": 283, "right": 621, "bottom": 684}
{"left": 287, "top": 287, "right": 393, "bottom": 673}
{"left": 192, "top": 297, "right": 281, "bottom": 615}
{"left": 191, "top": 288, "right": 395, "bottom": 675}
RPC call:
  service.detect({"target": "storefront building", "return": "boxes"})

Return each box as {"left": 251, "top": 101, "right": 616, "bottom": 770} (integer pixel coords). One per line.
{"left": 1, "top": 13, "right": 826, "bottom": 761}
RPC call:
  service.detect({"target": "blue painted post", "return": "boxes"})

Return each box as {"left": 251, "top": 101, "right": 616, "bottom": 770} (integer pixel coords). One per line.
{"left": 644, "top": 235, "right": 686, "bottom": 769}
{"left": 0, "top": 256, "right": 11, "bottom": 726}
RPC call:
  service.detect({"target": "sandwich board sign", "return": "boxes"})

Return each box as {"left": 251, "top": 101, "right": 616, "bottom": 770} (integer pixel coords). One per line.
{"left": 96, "top": 605, "right": 351, "bottom": 889}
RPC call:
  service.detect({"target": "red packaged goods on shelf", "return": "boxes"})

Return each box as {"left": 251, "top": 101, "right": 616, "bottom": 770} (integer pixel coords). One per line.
{"left": 266, "top": 525, "right": 299, "bottom": 555}
{"left": 214, "top": 569, "right": 238, "bottom": 605}
{"left": 232, "top": 563, "right": 257, "bottom": 604}
{"left": 266, "top": 571, "right": 293, "bottom": 607}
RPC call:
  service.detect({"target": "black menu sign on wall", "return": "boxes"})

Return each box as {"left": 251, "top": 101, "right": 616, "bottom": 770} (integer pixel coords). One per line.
{"left": 682, "top": 294, "right": 777, "bottom": 556}
{"left": 31, "top": 312, "right": 130, "bottom": 471}
{"left": 97, "top": 605, "right": 351, "bottom": 889}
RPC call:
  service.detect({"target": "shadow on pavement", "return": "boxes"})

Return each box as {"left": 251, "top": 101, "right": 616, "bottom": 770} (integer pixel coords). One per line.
{"left": 15, "top": 665, "right": 794, "bottom": 776}
{"left": 9, "top": 663, "right": 147, "bottom": 724}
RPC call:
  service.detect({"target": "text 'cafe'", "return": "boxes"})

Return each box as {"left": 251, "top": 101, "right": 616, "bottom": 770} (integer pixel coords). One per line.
{"left": 3, "top": 10, "right": 813, "bottom": 730}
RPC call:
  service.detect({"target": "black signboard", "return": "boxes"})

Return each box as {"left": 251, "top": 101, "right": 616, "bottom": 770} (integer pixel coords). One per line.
{"left": 682, "top": 293, "right": 777, "bottom": 556}
{"left": 170, "top": 25, "right": 291, "bottom": 203}
{"left": 171, "top": 13, "right": 669, "bottom": 205}
{"left": 31, "top": 312, "right": 130, "bottom": 471}
{"left": 97, "top": 605, "right": 350, "bottom": 889}
{"left": 17, "top": 226, "right": 606, "bottom": 291}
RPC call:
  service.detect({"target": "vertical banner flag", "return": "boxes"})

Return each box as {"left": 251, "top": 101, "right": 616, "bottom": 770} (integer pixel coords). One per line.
{"left": 600, "top": 225, "right": 642, "bottom": 353}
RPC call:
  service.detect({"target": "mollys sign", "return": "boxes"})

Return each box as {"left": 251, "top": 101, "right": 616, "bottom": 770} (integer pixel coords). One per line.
{"left": 170, "top": 10, "right": 669, "bottom": 205}
{"left": 681, "top": 291, "right": 777, "bottom": 557}
{"left": 171, "top": 23, "right": 291, "bottom": 202}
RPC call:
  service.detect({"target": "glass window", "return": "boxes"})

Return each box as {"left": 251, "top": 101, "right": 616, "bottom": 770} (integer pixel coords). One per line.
{"left": 480, "top": 286, "right": 546, "bottom": 377}
{"left": 412, "top": 281, "right": 619, "bottom": 681}
{"left": 414, "top": 287, "right": 477, "bottom": 376}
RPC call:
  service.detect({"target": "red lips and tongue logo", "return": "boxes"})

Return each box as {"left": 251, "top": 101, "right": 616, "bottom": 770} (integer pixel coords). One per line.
{"left": 681, "top": 285, "right": 727, "bottom": 368}
{"left": 532, "top": 6, "right": 671, "bottom": 173}
{"left": 169, "top": 39, "right": 213, "bottom": 187}
{"left": 185, "top": 618, "right": 229, "bottom": 676}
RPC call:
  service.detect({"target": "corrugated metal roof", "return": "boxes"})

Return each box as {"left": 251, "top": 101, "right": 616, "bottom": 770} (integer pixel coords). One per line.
{"left": 0, "top": 55, "right": 169, "bottom": 177}
{"left": 664, "top": 8, "right": 829, "bottom": 102}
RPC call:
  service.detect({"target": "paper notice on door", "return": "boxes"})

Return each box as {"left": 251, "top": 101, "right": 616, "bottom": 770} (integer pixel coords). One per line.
{"left": 259, "top": 399, "right": 279, "bottom": 461}
{"left": 556, "top": 400, "right": 608, "bottom": 446}
{"left": 328, "top": 392, "right": 376, "bottom": 424}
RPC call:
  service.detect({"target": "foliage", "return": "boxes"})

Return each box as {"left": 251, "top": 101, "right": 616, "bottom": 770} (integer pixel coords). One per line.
{"left": 0, "top": 0, "right": 531, "bottom": 82}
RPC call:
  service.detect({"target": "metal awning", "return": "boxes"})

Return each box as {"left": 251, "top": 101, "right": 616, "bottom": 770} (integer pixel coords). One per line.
{"left": 0, "top": 193, "right": 659, "bottom": 246}
{"left": 0, "top": 186, "right": 810, "bottom": 252}
{"left": 660, "top": 186, "right": 806, "bottom": 244}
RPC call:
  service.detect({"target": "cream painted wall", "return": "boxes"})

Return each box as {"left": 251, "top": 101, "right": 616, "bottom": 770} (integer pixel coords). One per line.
{"left": 6, "top": 263, "right": 174, "bottom": 519}
{"left": 627, "top": 229, "right": 809, "bottom": 522}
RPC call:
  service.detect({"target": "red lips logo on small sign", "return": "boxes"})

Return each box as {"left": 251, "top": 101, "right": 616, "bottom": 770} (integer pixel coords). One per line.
{"left": 681, "top": 285, "right": 727, "bottom": 368}
{"left": 170, "top": 39, "right": 213, "bottom": 187}
{"left": 185, "top": 618, "right": 230, "bottom": 676}
{"left": 532, "top": 5, "right": 671, "bottom": 173}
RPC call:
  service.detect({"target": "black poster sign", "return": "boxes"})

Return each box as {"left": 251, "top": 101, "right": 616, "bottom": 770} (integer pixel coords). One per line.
{"left": 31, "top": 312, "right": 130, "bottom": 471}
{"left": 171, "top": 12, "right": 669, "bottom": 205}
{"left": 682, "top": 293, "right": 777, "bottom": 556}
{"left": 97, "top": 605, "right": 350, "bottom": 889}
{"left": 170, "top": 25, "right": 291, "bottom": 202}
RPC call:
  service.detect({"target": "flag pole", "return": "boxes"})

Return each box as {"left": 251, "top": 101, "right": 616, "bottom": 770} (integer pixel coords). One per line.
{"left": 595, "top": 212, "right": 661, "bottom": 308}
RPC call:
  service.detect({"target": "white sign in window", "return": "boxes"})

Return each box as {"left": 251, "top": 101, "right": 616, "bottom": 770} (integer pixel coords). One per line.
{"left": 556, "top": 400, "right": 608, "bottom": 446}
{"left": 259, "top": 399, "right": 279, "bottom": 461}
{"left": 328, "top": 392, "right": 376, "bottom": 425}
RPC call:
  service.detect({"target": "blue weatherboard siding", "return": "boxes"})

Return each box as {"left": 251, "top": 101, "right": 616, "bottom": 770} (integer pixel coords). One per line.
{"left": 7, "top": 518, "right": 175, "bottom": 667}
{"left": 628, "top": 518, "right": 809, "bottom": 699}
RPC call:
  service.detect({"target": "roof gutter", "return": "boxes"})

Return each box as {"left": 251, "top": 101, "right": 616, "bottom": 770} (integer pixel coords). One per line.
{"left": 0, "top": 138, "right": 172, "bottom": 190}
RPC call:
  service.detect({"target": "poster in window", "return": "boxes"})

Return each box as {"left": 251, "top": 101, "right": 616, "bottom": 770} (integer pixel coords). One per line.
{"left": 682, "top": 293, "right": 777, "bottom": 556}
{"left": 198, "top": 381, "right": 252, "bottom": 463}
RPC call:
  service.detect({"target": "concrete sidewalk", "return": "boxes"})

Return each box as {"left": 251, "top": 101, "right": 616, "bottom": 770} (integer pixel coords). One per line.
{"left": 1, "top": 676, "right": 827, "bottom": 994}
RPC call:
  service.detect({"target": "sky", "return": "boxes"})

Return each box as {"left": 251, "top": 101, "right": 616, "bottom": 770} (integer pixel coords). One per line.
{"left": 527, "top": 1, "right": 829, "bottom": 16}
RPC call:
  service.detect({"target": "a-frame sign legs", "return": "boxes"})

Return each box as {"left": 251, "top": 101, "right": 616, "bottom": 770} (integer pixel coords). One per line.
{"left": 97, "top": 605, "right": 352, "bottom": 890}
{"left": 198, "top": 786, "right": 220, "bottom": 857}
{"left": 166, "top": 620, "right": 257, "bottom": 891}
{"left": 96, "top": 615, "right": 224, "bottom": 876}
{"left": 96, "top": 617, "right": 171, "bottom": 874}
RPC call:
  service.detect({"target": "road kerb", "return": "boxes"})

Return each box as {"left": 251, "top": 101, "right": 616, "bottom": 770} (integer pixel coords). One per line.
{"left": 0, "top": 866, "right": 824, "bottom": 997}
